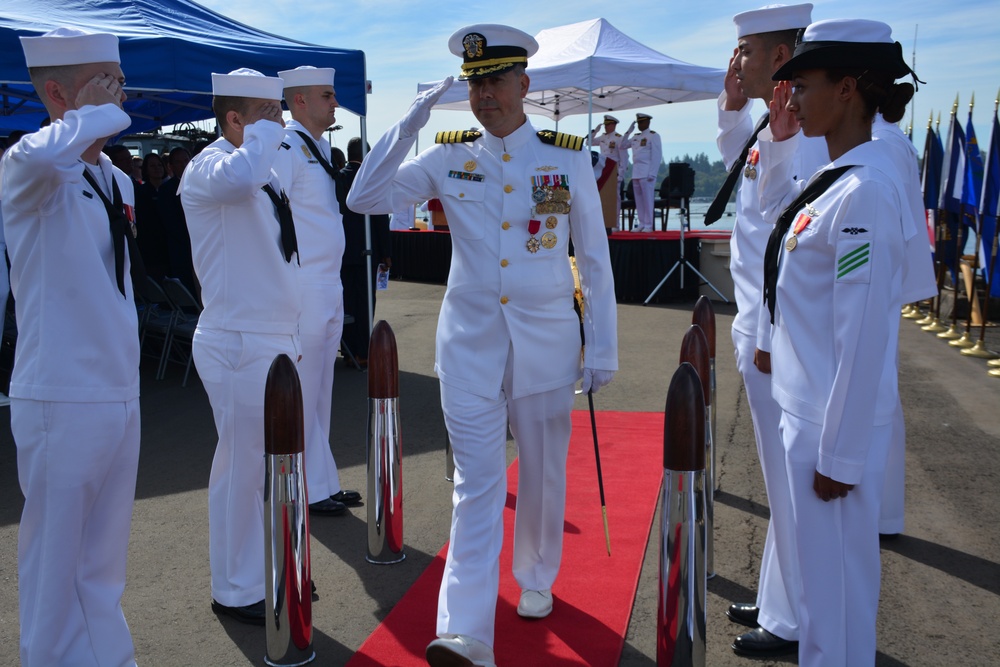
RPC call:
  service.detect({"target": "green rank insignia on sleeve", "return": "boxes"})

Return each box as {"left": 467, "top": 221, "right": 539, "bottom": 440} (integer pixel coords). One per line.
{"left": 836, "top": 241, "right": 871, "bottom": 283}
{"left": 536, "top": 130, "right": 585, "bottom": 151}
{"left": 435, "top": 130, "right": 482, "bottom": 144}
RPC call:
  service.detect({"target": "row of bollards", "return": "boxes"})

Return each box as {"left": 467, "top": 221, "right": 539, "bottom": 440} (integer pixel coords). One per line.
{"left": 657, "top": 295, "right": 716, "bottom": 667}
{"left": 262, "top": 320, "right": 405, "bottom": 666}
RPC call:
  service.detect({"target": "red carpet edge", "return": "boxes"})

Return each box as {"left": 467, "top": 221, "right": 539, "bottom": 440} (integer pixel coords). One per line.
{"left": 346, "top": 409, "right": 665, "bottom": 667}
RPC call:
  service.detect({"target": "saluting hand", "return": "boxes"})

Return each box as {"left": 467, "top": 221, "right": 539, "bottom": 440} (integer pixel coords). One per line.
{"left": 246, "top": 102, "right": 285, "bottom": 128}
{"left": 769, "top": 81, "right": 799, "bottom": 142}
{"left": 400, "top": 76, "right": 454, "bottom": 139}
{"left": 75, "top": 74, "right": 126, "bottom": 110}
{"left": 814, "top": 471, "right": 854, "bottom": 501}
{"left": 723, "top": 47, "right": 748, "bottom": 111}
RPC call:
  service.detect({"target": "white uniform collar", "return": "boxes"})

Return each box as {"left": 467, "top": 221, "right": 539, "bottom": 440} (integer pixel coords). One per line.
{"left": 479, "top": 118, "right": 535, "bottom": 153}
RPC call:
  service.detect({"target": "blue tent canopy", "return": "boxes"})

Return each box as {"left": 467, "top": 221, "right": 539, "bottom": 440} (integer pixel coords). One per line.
{"left": 0, "top": 0, "right": 366, "bottom": 133}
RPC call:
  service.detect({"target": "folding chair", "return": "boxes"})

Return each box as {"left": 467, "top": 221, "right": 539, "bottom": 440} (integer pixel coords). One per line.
{"left": 341, "top": 313, "right": 363, "bottom": 371}
{"left": 133, "top": 276, "right": 174, "bottom": 378}
{"left": 160, "top": 277, "right": 202, "bottom": 386}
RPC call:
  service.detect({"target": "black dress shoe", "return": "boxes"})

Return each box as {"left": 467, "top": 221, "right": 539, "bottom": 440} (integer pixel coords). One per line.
{"left": 309, "top": 497, "right": 347, "bottom": 515}
{"left": 330, "top": 490, "right": 363, "bottom": 507}
{"left": 732, "top": 627, "right": 798, "bottom": 657}
{"left": 211, "top": 599, "right": 265, "bottom": 626}
{"left": 726, "top": 602, "right": 760, "bottom": 628}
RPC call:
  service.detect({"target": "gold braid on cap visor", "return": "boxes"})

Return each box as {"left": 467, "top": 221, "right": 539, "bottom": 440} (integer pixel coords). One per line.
{"left": 461, "top": 55, "right": 528, "bottom": 77}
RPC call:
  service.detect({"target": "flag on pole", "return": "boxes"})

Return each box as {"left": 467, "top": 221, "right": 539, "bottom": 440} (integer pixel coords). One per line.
{"left": 962, "top": 109, "right": 984, "bottom": 226}
{"left": 920, "top": 122, "right": 943, "bottom": 254}
{"left": 939, "top": 104, "right": 968, "bottom": 283}
{"left": 980, "top": 108, "right": 1000, "bottom": 297}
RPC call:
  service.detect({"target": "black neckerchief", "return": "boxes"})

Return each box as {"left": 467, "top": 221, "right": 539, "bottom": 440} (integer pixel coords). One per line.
{"left": 82, "top": 166, "right": 146, "bottom": 297}
{"left": 704, "top": 114, "right": 770, "bottom": 226}
{"left": 294, "top": 130, "right": 339, "bottom": 181}
{"left": 261, "top": 183, "right": 299, "bottom": 263}
{"left": 763, "top": 165, "right": 854, "bottom": 323}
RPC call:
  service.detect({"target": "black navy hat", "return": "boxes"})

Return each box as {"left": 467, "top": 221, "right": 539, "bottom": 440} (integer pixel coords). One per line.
{"left": 773, "top": 19, "right": 915, "bottom": 81}
{"left": 448, "top": 24, "right": 539, "bottom": 81}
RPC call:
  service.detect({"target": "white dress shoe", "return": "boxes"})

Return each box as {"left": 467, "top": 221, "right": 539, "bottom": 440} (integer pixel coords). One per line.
{"left": 517, "top": 589, "right": 553, "bottom": 618}
{"left": 425, "top": 634, "right": 496, "bottom": 667}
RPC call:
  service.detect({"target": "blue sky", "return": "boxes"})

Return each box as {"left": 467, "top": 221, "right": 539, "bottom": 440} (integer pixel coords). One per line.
{"left": 199, "top": 0, "right": 1000, "bottom": 162}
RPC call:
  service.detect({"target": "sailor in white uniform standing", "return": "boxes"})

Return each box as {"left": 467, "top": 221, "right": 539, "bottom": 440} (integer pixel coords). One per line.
{"left": 628, "top": 112, "right": 661, "bottom": 232}
{"left": 707, "top": 4, "right": 823, "bottom": 658}
{"left": 758, "top": 19, "right": 921, "bottom": 666}
{"left": 1, "top": 28, "right": 141, "bottom": 667}
{"left": 180, "top": 69, "right": 301, "bottom": 626}
{"left": 589, "top": 114, "right": 633, "bottom": 222}
{"left": 273, "top": 66, "right": 362, "bottom": 516}
{"left": 347, "top": 24, "right": 617, "bottom": 667}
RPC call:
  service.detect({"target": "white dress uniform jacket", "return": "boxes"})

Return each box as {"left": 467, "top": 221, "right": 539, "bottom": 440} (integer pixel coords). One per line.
{"left": 629, "top": 128, "right": 661, "bottom": 180}
{"left": 348, "top": 120, "right": 618, "bottom": 398}
{"left": 590, "top": 130, "right": 630, "bottom": 173}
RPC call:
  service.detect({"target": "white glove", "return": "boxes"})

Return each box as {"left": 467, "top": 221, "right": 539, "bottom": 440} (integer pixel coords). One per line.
{"left": 581, "top": 368, "right": 615, "bottom": 394}
{"left": 399, "top": 76, "right": 454, "bottom": 138}
{"left": 626, "top": 121, "right": 636, "bottom": 134}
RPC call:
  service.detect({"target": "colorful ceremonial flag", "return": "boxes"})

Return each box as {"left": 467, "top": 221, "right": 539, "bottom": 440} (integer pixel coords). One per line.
{"left": 920, "top": 123, "right": 944, "bottom": 253}
{"left": 938, "top": 107, "right": 968, "bottom": 284}
{"left": 962, "top": 110, "right": 984, "bottom": 226}
{"left": 980, "top": 109, "right": 1000, "bottom": 297}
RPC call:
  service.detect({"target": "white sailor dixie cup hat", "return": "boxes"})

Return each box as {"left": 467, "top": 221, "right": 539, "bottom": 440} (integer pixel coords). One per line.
{"left": 772, "top": 19, "right": 916, "bottom": 81}
{"left": 448, "top": 24, "right": 538, "bottom": 81}
{"left": 278, "top": 66, "right": 336, "bottom": 89}
{"left": 212, "top": 68, "right": 284, "bottom": 99}
{"left": 20, "top": 27, "right": 120, "bottom": 67}
{"left": 733, "top": 3, "right": 813, "bottom": 38}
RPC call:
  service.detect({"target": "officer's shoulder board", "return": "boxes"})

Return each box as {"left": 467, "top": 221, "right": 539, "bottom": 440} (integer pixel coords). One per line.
{"left": 435, "top": 130, "right": 482, "bottom": 144}
{"left": 536, "top": 130, "right": 584, "bottom": 151}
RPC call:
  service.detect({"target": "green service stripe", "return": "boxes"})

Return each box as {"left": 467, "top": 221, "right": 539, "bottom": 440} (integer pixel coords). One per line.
{"left": 837, "top": 254, "right": 870, "bottom": 278}
{"left": 837, "top": 243, "right": 870, "bottom": 269}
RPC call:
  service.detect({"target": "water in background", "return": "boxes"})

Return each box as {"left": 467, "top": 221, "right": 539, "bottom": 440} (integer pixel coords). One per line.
{"left": 648, "top": 198, "right": 735, "bottom": 232}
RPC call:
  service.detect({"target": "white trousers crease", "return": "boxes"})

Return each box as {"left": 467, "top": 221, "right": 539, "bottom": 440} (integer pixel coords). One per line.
{"left": 14, "top": 398, "right": 140, "bottom": 667}
{"left": 633, "top": 177, "right": 655, "bottom": 229}
{"left": 732, "top": 329, "right": 799, "bottom": 640}
{"left": 298, "top": 282, "right": 345, "bottom": 500}
{"left": 436, "top": 350, "right": 574, "bottom": 648}
{"left": 194, "top": 328, "right": 299, "bottom": 607}
{"left": 879, "top": 403, "right": 906, "bottom": 534}
{"left": 781, "top": 412, "right": 890, "bottom": 667}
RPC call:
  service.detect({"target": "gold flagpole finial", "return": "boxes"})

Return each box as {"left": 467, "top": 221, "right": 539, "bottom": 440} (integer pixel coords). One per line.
{"left": 927, "top": 111, "right": 933, "bottom": 129}
{"left": 936, "top": 112, "right": 941, "bottom": 131}
{"left": 952, "top": 94, "right": 959, "bottom": 115}
{"left": 994, "top": 87, "right": 999, "bottom": 113}
{"left": 970, "top": 92, "right": 975, "bottom": 112}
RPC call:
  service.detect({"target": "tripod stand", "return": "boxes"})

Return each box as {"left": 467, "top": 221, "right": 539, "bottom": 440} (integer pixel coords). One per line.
{"left": 643, "top": 196, "right": 730, "bottom": 304}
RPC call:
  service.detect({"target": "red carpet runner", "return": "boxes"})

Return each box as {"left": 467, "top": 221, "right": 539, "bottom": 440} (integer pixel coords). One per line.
{"left": 346, "top": 410, "right": 664, "bottom": 667}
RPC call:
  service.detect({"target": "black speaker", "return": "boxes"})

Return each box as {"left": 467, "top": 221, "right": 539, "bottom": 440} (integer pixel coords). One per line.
{"left": 668, "top": 162, "right": 695, "bottom": 198}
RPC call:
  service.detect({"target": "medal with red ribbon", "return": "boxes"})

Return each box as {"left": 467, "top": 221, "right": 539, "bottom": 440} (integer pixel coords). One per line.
{"left": 744, "top": 149, "right": 760, "bottom": 180}
{"left": 527, "top": 219, "right": 541, "bottom": 253}
{"left": 785, "top": 212, "right": 812, "bottom": 251}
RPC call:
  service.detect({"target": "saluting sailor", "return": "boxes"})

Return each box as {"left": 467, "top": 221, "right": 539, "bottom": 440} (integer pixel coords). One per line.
{"left": 347, "top": 23, "right": 618, "bottom": 667}
{"left": 628, "top": 112, "right": 662, "bottom": 232}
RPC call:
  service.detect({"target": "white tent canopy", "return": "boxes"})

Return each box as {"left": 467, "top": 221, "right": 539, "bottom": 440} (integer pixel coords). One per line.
{"left": 419, "top": 18, "right": 725, "bottom": 122}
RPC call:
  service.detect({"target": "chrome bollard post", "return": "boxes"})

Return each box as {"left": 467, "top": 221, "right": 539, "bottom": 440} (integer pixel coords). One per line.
{"left": 366, "top": 320, "right": 405, "bottom": 564}
{"left": 658, "top": 362, "right": 707, "bottom": 667}
{"left": 679, "top": 324, "right": 714, "bottom": 579}
{"left": 263, "top": 354, "right": 315, "bottom": 667}
{"left": 692, "top": 296, "right": 717, "bottom": 494}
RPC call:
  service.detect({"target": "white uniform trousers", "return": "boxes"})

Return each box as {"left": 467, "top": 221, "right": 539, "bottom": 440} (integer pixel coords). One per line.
{"left": 732, "top": 329, "right": 799, "bottom": 640}
{"left": 633, "top": 177, "right": 656, "bottom": 230}
{"left": 879, "top": 403, "right": 906, "bottom": 534}
{"left": 14, "top": 398, "right": 140, "bottom": 667}
{"left": 781, "top": 412, "right": 890, "bottom": 667}
{"left": 298, "top": 282, "right": 345, "bottom": 501}
{"left": 193, "top": 328, "right": 300, "bottom": 607}
{"left": 436, "top": 351, "right": 575, "bottom": 648}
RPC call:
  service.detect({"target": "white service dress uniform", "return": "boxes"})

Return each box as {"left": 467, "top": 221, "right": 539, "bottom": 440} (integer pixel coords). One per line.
{"left": 717, "top": 91, "right": 828, "bottom": 642}
{"left": 347, "top": 119, "right": 618, "bottom": 648}
{"left": 629, "top": 127, "right": 662, "bottom": 230}
{"left": 590, "top": 129, "right": 631, "bottom": 220}
{"left": 872, "top": 114, "right": 937, "bottom": 535}
{"left": 1, "top": 104, "right": 141, "bottom": 667}
{"left": 272, "top": 119, "right": 347, "bottom": 502}
{"left": 758, "top": 137, "right": 911, "bottom": 667}
{"left": 180, "top": 119, "right": 302, "bottom": 608}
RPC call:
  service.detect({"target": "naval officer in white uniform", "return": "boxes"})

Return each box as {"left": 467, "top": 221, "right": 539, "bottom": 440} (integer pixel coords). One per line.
{"left": 589, "top": 114, "right": 633, "bottom": 223}
{"left": 273, "top": 65, "right": 362, "bottom": 516}
{"left": 181, "top": 69, "right": 301, "bottom": 626}
{"left": 628, "top": 112, "right": 662, "bottom": 232}
{"left": 1, "top": 28, "right": 141, "bottom": 667}
{"left": 758, "top": 19, "right": 920, "bottom": 666}
{"left": 711, "top": 4, "right": 822, "bottom": 658}
{"left": 347, "top": 24, "right": 618, "bottom": 667}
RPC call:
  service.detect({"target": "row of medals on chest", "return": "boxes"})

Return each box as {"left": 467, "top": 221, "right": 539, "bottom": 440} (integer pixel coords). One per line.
{"left": 528, "top": 174, "right": 569, "bottom": 253}
{"left": 743, "top": 149, "right": 818, "bottom": 252}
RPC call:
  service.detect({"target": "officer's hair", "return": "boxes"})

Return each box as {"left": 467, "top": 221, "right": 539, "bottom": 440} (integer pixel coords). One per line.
{"left": 510, "top": 63, "right": 527, "bottom": 77}
{"left": 758, "top": 29, "right": 800, "bottom": 52}
{"left": 28, "top": 65, "right": 85, "bottom": 112}
{"left": 212, "top": 95, "right": 253, "bottom": 130}
{"left": 825, "top": 68, "right": 914, "bottom": 123}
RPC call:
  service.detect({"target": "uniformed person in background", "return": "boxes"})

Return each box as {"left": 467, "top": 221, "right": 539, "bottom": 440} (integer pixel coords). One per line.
{"left": 347, "top": 24, "right": 618, "bottom": 667}
{"left": 628, "top": 112, "right": 662, "bottom": 232}
{"left": 180, "top": 68, "right": 300, "bottom": 627}
{"left": 1, "top": 28, "right": 141, "bottom": 666}
{"left": 589, "top": 114, "right": 633, "bottom": 224}
{"left": 273, "top": 65, "right": 362, "bottom": 517}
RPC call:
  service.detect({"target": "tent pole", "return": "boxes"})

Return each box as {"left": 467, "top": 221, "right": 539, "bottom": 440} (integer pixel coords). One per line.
{"left": 587, "top": 58, "right": 594, "bottom": 148}
{"left": 361, "top": 74, "right": 374, "bottom": 347}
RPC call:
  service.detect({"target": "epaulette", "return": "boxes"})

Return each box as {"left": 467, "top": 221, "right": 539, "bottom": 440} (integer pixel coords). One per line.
{"left": 280, "top": 142, "right": 291, "bottom": 150}
{"left": 536, "top": 130, "right": 584, "bottom": 151}
{"left": 436, "top": 130, "right": 482, "bottom": 144}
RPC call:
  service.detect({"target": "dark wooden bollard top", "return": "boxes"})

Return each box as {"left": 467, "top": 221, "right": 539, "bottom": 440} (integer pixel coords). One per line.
{"left": 264, "top": 354, "right": 304, "bottom": 456}
{"left": 663, "top": 362, "right": 706, "bottom": 471}
{"left": 692, "top": 295, "right": 716, "bottom": 359}
{"left": 679, "top": 324, "right": 711, "bottom": 408}
{"left": 368, "top": 320, "right": 399, "bottom": 399}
